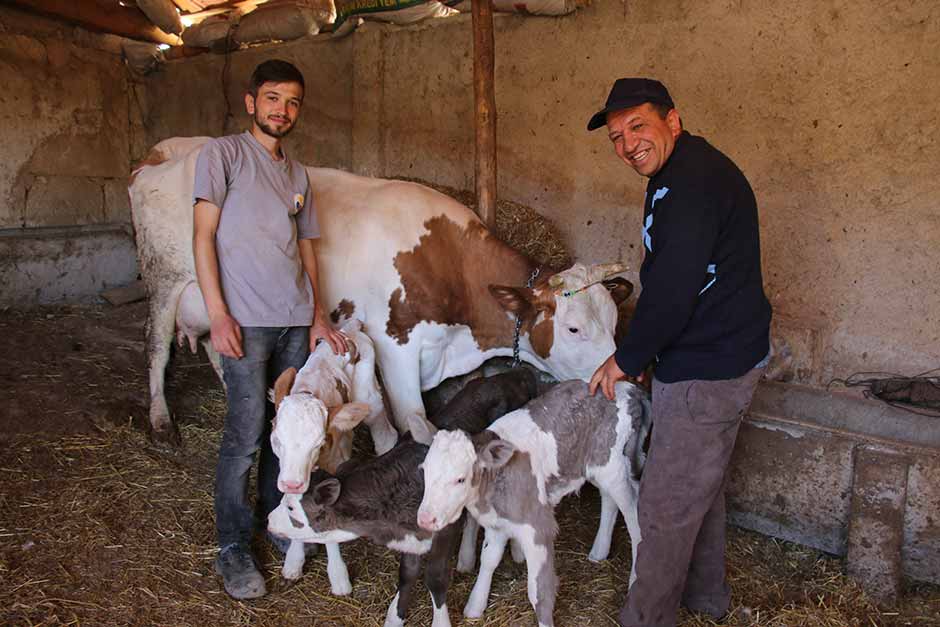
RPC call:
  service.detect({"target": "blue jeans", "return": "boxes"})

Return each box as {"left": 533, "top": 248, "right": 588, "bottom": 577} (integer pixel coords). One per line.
{"left": 215, "top": 326, "right": 309, "bottom": 547}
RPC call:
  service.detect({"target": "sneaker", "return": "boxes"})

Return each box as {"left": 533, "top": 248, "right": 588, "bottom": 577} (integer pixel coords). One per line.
{"left": 215, "top": 543, "right": 266, "bottom": 599}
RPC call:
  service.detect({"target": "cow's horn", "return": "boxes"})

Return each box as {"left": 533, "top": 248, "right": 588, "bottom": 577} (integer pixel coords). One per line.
{"left": 588, "top": 262, "right": 627, "bottom": 283}
{"left": 548, "top": 275, "right": 566, "bottom": 289}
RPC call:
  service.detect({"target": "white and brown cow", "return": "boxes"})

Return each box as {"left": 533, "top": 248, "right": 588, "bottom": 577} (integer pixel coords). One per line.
{"left": 416, "top": 380, "right": 651, "bottom": 627}
{"left": 128, "top": 137, "right": 633, "bottom": 443}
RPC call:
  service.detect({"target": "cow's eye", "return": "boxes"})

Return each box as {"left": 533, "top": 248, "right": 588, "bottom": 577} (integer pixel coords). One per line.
{"left": 568, "top": 327, "right": 579, "bottom": 334}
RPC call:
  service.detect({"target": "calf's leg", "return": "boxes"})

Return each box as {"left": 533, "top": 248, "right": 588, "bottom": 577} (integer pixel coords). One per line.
{"left": 281, "top": 540, "right": 306, "bottom": 580}
{"left": 456, "top": 516, "right": 479, "bottom": 573}
{"left": 464, "top": 528, "right": 508, "bottom": 619}
{"left": 384, "top": 552, "right": 422, "bottom": 627}
{"left": 426, "top": 520, "right": 462, "bottom": 627}
{"left": 325, "top": 542, "right": 352, "bottom": 595}
{"left": 519, "top": 527, "right": 558, "bottom": 627}
{"left": 588, "top": 487, "right": 618, "bottom": 562}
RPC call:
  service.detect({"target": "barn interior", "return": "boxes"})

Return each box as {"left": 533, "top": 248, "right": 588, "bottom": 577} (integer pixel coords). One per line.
{"left": 1, "top": 0, "right": 939, "bottom": 625}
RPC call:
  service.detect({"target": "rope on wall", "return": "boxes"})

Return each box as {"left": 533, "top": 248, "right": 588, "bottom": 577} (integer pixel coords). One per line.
{"left": 828, "top": 368, "right": 940, "bottom": 417}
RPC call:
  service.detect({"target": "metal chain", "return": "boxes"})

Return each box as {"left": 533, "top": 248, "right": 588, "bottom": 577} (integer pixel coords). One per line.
{"left": 511, "top": 267, "right": 541, "bottom": 368}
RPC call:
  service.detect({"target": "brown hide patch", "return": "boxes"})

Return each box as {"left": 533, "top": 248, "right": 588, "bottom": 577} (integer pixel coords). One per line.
{"left": 330, "top": 299, "right": 355, "bottom": 324}
{"left": 334, "top": 378, "right": 350, "bottom": 404}
{"left": 529, "top": 314, "right": 554, "bottom": 359}
{"left": 128, "top": 147, "right": 167, "bottom": 186}
{"left": 386, "top": 215, "right": 533, "bottom": 349}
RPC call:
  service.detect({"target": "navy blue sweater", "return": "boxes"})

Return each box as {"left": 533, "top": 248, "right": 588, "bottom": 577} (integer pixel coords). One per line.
{"left": 614, "top": 131, "right": 772, "bottom": 382}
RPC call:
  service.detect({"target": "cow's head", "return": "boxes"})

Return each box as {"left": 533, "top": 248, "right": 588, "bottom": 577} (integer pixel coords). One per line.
{"left": 270, "top": 367, "right": 371, "bottom": 494}
{"left": 489, "top": 262, "right": 632, "bottom": 381}
{"left": 417, "top": 428, "right": 516, "bottom": 532}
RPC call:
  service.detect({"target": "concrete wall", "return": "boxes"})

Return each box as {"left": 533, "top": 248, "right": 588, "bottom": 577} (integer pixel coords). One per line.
{"left": 137, "top": 0, "right": 939, "bottom": 387}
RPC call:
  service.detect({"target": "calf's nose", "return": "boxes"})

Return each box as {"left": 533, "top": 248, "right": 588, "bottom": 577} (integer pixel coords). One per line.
{"left": 417, "top": 511, "right": 438, "bottom": 531}
{"left": 280, "top": 479, "right": 305, "bottom": 493}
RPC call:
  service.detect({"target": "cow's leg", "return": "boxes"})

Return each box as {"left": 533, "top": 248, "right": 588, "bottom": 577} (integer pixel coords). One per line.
{"left": 425, "top": 520, "right": 462, "bottom": 627}
{"left": 520, "top": 527, "right": 558, "bottom": 627}
{"left": 146, "top": 283, "right": 185, "bottom": 445}
{"left": 384, "top": 553, "right": 422, "bottom": 627}
{"left": 456, "top": 516, "right": 479, "bottom": 573}
{"left": 281, "top": 539, "right": 306, "bottom": 580}
{"left": 588, "top": 488, "right": 618, "bottom": 562}
{"left": 325, "top": 542, "right": 352, "bottom": 595}
{"left": 463, "top": 528, "right": 508, "bottom": 619}
{"left": 374, "top": 345, "right": 432, "bottom": 435}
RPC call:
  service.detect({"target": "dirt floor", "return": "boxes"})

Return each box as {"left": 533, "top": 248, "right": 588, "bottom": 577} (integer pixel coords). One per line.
{"left": 1, "top": 302, "right": 939, "bottom": 627}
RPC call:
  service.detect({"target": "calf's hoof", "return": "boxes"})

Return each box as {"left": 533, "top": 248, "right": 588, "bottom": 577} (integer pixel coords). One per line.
{"left": 281, "top": 563, "right": 303, "bottom": 580}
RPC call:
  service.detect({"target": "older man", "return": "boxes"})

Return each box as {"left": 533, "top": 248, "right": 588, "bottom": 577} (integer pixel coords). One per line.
{"left": 587, "top": 78, "right": 772, "bottom": 626}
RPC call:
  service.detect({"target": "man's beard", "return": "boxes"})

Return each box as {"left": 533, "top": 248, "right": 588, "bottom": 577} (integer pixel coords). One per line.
{"left": 255, "top": 112, "right": 294, "bottom": 139}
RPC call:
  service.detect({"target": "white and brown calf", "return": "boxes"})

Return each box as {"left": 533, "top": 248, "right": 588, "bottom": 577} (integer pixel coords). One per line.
{"left": 416, "top": 380, "right": 651, "bottom": 627}
{"left": 269, "top": 317, "right": 398, "bottom": 593}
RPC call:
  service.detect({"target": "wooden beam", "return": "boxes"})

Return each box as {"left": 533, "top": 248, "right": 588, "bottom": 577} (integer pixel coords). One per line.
{"left": 179, "top": 0, "right": 268, "bottom": 25}
{"left": 472, "top": 0, "right": 497, "bottom": 230}
{"left": 169, "top": 0, "right": 203, "bottom": 13}
{"left": 8, "top": 0, "right": 180, "bottom": 45}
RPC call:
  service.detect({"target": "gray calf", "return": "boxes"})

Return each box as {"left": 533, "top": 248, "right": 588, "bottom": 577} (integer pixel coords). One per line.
{"left": 417, "top": 380, "right": 650, "bottom": 627}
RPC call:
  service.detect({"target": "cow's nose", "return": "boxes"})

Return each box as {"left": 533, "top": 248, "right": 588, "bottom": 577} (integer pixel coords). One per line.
{"left": 280, "top": 480, "right": 305, "bottom": 493}
{"left": 417, "top": 511, "right": 437, "bottom": 531}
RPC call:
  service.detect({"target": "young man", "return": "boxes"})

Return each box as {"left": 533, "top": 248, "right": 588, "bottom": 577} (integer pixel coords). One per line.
{"left": 193, "top": 59, "right": 346, "bottom": 600}
{"left": 587, "top": 78, "right": 773, "bottom": 626}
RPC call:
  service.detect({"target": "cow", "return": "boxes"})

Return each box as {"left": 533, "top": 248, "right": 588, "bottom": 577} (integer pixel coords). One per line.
{"left": 267, "top": 317, "right": 398, "bottom": 593}
{"left": 267, "top": 369, "right": 541, "bottom": 627}
{"left": 416, "top": 380, "right": 651, "bottom": 627}
{"left": 128, "top": 137, "right": 633, "bottom": 444}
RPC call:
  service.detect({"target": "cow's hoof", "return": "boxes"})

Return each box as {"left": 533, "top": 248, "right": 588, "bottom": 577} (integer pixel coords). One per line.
{"left": 149, "top": 423, "right": 181, "bottom": 448}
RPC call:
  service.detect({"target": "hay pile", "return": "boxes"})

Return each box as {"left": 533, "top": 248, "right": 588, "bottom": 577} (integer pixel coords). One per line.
{"left": 1, "top": 304, "right": 939, "bottom": 626}
{"left": 396, "top": 178, "right": 573, "bottom": 270}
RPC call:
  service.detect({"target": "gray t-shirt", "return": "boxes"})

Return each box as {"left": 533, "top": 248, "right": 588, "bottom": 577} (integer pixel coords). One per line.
{"left": 193, "top": 131, "right": 320, "bottom": 327}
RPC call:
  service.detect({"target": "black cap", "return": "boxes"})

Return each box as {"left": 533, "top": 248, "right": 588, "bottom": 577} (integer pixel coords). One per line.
{"left": 586, "top": 78, "right": 675, "bottom": 131}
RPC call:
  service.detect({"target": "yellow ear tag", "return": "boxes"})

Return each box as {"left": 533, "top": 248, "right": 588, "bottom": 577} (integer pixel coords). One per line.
{"left": 293, "top": 193, "right": 304, "bottom": 213}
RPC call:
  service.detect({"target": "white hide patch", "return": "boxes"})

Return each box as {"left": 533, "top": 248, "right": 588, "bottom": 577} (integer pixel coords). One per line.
{"left": 272, "top": 394, "right": 327, "bottom": 492}
{"left": 488, "top": 409, "right": 559, "bottom": 506}
{"left": 387, "top": 534, "right": 433, "bottom": 555}
{"left": 420, "top": 430, "right": 479, "bottom": 529}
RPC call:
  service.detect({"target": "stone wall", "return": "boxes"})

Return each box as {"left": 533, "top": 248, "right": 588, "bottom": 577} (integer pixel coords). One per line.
{"left": 0, "top": 6, "right": 134, "bottom": 229}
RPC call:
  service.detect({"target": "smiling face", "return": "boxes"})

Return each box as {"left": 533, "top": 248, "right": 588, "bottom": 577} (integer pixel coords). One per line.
{"left": 245, "top": 80, "right": 303, "bottom": 139}
{"left": 606, "top": 103, "right": 682, "bottom": 178}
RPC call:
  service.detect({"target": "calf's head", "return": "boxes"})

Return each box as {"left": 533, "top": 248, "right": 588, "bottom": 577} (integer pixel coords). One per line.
{"left": 270, "top": 367, "right": 371, "bottom": 494}
{"left": 489, "top": 262, "right": 632, "bottom": 382}
{"left": 417, "top": 429, "right": 516, "bottom": 532}
{"left": 267, "top": 486, "right": 358, "bottom": 544}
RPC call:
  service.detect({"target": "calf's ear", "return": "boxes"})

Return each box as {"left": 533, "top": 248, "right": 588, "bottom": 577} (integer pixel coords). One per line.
{"left": 312, "top": 478, "right": 341, "bottom": 506}
{"left": 602, "top": 278, "right": 634, "bottom": 306}
{"left": 407, "top": 414, "right": 438, "bottom": 445}
{"left": 272, "top": 367, "right": 298, "bottom": 410}
{"left": 479, "top": 439, "right": 515, "bottom": 469}
{"left": 328, "top": 402, "right": 371, "bottom": 432}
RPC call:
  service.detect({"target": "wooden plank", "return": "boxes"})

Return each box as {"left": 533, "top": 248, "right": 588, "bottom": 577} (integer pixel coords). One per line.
{"left": 471, "top": 0, "right": 497, "bottom": 229}
{"left": 8, "top": 0, "right": 180, "bottom": 45}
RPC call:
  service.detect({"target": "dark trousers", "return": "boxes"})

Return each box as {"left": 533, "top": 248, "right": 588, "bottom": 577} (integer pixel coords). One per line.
{"left": 619, "top": 364, "right": 765, "bottom": 627}
{"left": 215, "top": 326, "right": 309, "bottom": 548}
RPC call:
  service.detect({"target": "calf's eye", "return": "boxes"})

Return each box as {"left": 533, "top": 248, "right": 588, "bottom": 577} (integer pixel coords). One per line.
{"left": 456, "top": 477, "right": 466, "bottom": 484}
{"left": 568, "top": 327, "right": 579, "bottom": 334}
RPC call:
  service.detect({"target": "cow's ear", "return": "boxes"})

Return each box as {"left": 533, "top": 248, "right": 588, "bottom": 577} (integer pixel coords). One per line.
{"left": 602, "top": 278, "right": 634, "bottom": 306}
{"left": 272, "top": 367, "right": 298, "bottom": 410}
{"left": 478, "top": 438, "right": 515, "bottom": 469}
{"left": 312, "top": 478, "right": 341, "bottom": 506}
{"left": 408, "top": 414, "right": 438, "bottom": 445}
{"left": 328, "top": 402, "right": 371, "bottom": 432}
{"left": 489, "top": 285, "right": 535, "bottom": 317}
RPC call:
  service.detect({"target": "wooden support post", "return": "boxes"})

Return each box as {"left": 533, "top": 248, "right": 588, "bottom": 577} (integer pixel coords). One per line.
{"left": 7, "top": 0, "right": 180, "bottom": 45}
{"left": 471, "top": 0, "right": 497, "bottom": 229}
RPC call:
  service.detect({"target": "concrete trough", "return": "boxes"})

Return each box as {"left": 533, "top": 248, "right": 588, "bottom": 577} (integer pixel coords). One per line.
{"left": 0, "top": 224, "right": 139, "bottom": 305}
{"left": 727, "top": 380, "right": 940, "bottom": 598}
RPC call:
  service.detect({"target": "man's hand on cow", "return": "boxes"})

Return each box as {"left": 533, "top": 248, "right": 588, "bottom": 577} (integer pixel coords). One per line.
{"left": 589, "top": 354, "right": 646, "bottom": 401}
{"left": 210, "top": 312, "right": 244, "bottom": 359}
{"left": 311, "top": 312, "right": 348, "bottom": 355}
